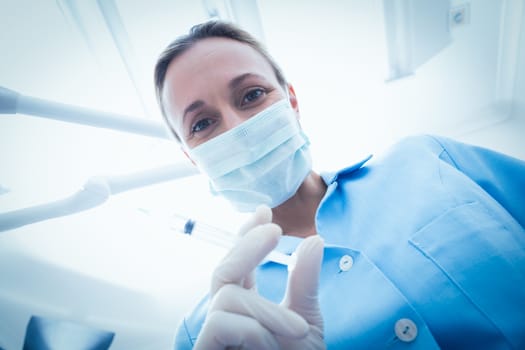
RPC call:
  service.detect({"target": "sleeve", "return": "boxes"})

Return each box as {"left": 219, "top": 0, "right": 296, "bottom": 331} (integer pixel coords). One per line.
{"left": 173, "top": 319, "right": 193, "bottom": 350}
{"left": 172, "top": 295, "right": 210, "bottom": 349}
{"left": 428, "top": 135, "right": 525, "bottom": 228}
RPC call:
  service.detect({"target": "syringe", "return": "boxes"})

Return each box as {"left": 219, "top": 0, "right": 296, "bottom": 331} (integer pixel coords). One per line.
{"left": 167, "top": 213, "right": 293, "bottom": 266}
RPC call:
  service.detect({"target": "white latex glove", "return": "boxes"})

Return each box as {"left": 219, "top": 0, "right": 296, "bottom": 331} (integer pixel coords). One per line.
{"left": 194, "top": 205, "right": 325, "bottom": 350}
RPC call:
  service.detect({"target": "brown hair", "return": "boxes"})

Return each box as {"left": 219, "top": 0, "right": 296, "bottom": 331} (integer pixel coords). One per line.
{"left": 154, "top": 20, "right": 287, "bottom": 141}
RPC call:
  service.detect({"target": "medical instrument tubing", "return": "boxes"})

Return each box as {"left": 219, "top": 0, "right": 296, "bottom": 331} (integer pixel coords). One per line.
{"left": 168, "top": 214, "right": 293, "bottom": 266}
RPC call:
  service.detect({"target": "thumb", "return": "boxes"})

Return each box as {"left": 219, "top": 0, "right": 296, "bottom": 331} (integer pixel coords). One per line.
{"left": 281, "top": 235, "right": 324, "bottom": 327}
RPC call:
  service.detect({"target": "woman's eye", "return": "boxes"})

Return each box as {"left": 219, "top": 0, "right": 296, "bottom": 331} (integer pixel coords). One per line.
{"left": 242, "top": 88, "right": 265, "bottom": 105}
{"left": 191, "top": 118, "right": 214, "bottom": 134}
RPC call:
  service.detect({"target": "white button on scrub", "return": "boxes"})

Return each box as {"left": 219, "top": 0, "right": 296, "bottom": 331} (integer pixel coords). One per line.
{"left": 339, "top": 255, "right": 354, "bottom": 271}
{"left": 394, "top": 318, "right": 418, "bottom": 342}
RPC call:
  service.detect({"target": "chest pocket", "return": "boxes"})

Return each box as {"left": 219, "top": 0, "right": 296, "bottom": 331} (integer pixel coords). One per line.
{"left": 317, "top": 247, "right": 441, "bottom": 350}
{"left": 409, "top": 201, "right": 525, "bottom": 349}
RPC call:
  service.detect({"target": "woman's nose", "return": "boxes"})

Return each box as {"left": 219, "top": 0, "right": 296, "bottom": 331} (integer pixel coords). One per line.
{"left": 221, "top": 107, "right": 247, "bottom": 131}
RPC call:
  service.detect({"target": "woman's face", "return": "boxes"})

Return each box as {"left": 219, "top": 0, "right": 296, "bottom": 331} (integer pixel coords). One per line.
{"left": 162, "top": 37, "right": 295, "bottom": 149}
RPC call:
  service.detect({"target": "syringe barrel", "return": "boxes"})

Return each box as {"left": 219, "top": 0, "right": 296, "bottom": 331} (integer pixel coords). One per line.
{"left": 169, "top": 214, "right": 293, "bottom": 266}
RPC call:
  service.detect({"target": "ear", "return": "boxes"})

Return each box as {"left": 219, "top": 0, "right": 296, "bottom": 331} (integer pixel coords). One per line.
{"left": 181, "top": 145, "right": 197, "bottom": 166}
{"left": 287, "top": 83, "right": 300, "bottom": 117}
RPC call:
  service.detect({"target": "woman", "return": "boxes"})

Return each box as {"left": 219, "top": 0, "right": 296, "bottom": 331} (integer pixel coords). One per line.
{"left": 154, "top": 21, "right": 525, "bottom": 349}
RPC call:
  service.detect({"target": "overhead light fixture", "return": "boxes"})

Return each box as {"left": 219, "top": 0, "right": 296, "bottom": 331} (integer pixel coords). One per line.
{"left": 383, "top": 0, "right": 452, "bottom": 81}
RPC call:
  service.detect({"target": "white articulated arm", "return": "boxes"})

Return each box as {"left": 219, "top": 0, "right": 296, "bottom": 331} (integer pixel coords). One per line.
{"left": 0, "top": 86, "right": 169, "bottom": 139}
{"left": 0, "top": 162, "right": 199, "bottom": 232}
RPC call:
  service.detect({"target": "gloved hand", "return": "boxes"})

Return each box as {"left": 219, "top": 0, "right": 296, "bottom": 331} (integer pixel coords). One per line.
{"left": 194, "top": 205, "right": 325, "bottom": 350}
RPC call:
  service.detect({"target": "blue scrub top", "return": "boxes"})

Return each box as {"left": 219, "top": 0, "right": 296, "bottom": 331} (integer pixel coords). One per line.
{"left": 174, "top": 135, "right": 525, "bottom": 349}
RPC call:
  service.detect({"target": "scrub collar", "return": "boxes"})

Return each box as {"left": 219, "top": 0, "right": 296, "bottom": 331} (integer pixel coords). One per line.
{"left": 320, "top": 154, "right": 373, "bottom": 185}
{"left": 272, "top": 154, "right": 373, "bottom": 256}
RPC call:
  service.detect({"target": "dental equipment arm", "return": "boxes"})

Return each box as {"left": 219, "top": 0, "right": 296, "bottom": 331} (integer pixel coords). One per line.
{"left": 0, "top": 162, "right": 198, "bottom": 232}
{"left": 0, "top": 86, "right": 200, "bottom": 231}
{"left": 0, "top": 86, "right": 168, "bottom": 139}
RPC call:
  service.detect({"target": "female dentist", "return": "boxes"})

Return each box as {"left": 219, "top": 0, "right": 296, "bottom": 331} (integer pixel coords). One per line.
{"left": 154, "top": 21, "right": 525, "bottom": 349}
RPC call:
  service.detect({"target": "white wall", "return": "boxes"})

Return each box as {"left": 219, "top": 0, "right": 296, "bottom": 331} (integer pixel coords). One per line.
{"left": 458, "top": 0, "right": 525, "bottom": 159}
{"left": 512, "top": 0, "right": 525, "bottom": 120}
{"left": 259, "top": 0, "right": 525, "bottom": 165}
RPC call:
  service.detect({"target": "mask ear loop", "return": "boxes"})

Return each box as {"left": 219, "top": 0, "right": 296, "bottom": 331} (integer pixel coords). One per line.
{"left": 181, "top": 145, "right": 197, "bottom": 166}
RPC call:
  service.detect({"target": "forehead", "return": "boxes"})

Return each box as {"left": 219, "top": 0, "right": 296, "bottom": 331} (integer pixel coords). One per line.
{"left": 162, "top": 37, "right": 277, "bottom": 114}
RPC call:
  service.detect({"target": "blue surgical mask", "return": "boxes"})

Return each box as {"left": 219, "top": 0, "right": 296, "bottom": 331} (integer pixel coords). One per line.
{"left": 185, "top": 99, "right": 312, "bottom": 212}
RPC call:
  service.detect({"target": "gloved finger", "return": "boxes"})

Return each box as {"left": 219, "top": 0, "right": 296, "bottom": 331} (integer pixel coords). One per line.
{"left": 211, "top": 223, "right": 282, "bottom": 295}
{"left": 210, "top": 284, "right": 309, "bottom": 338}
{"left": 237, "top": 205, "right": 273, "bottom": 290}
{"left": 237, "top": 205, "right": 273, "bottom": 236}
{"left": 194, "top": 310, "right": 279, "bottom": 350}
{"left": 282, "top": 235, "right": 324, "bottom": 327}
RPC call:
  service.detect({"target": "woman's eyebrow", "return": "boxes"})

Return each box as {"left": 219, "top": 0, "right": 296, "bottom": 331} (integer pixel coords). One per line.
{"left": 228, "top": 73, "right": 267, "bottom": 90}
{"left": 182, "top": 73, "right": 267, "bottom": 123}
{"left": 183, "top": 100, "right": 205, "bottom": 123}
